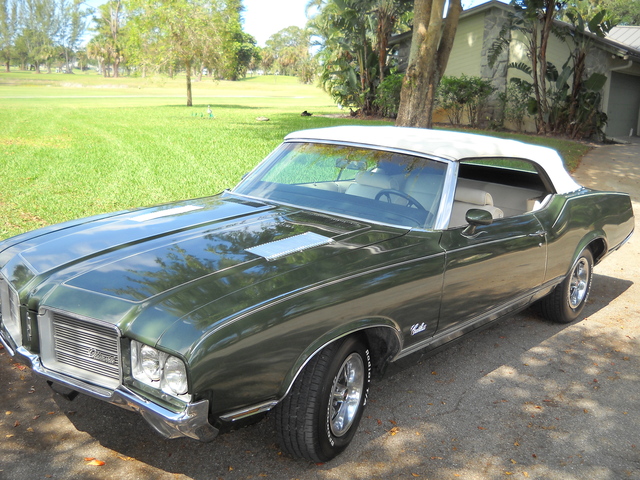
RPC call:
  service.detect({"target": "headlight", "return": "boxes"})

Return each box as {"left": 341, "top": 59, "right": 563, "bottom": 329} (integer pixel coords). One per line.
{"left": 0, "top": 278, "right": 22, "bottom": 348}
{"left": 131, "top": 341, "right": 189, "bottom": 400}
{"left": 140, "top": 345, "right": 162, "bottom": 381}
{"left": 163, "top": 356, "right": 188, "bottom": 395}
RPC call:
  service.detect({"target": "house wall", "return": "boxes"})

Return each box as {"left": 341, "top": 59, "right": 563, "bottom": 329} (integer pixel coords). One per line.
{"left": 425, "top": 1, "right": 640, "bottom": 135}
{"left": 434, "top": 9, "right": 511, "bottom": 125}
{"left": 443, "top": 14, "right": 485, "bottom": 76}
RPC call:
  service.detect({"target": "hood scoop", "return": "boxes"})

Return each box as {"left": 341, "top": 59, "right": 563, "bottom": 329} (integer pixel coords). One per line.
{"left": 246, "top": 232, "right": 334, "bottom": 261}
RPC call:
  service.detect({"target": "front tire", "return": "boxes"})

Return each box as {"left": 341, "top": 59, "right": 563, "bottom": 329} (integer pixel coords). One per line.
{"left": 539, "top": 248, "right": 593, "bottom": 323}
{"left": 275, "top": 336, "right": 371, "bottom": 462}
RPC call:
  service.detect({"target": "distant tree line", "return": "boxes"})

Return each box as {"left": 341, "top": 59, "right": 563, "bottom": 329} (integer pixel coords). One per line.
{"left": 0, "top": 0, "right": 89, "bottom": 73}
{"left": 0, "top": 0, "right": 315, "bottom": 104}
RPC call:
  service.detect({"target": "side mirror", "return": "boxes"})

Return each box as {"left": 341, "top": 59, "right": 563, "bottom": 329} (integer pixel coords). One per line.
{"left": 463, "top": 209, "right": 493, "bottom": 237}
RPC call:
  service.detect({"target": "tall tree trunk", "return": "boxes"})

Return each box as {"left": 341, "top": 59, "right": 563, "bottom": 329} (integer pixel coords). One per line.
{"left": 185, "top": 58, "right": 193, "bottom": 106}
{"left": 396, "top": 0, "right": 462, "bottom": 128}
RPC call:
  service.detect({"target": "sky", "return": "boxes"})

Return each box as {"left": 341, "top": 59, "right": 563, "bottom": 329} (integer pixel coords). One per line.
{"left": 242, "top": 0, "right": 310, "bottom": 46}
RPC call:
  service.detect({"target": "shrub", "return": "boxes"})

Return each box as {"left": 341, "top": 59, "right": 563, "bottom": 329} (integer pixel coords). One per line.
{"left": 437, "top": 75, "right": 495, "bottom": 127}
{"left": 499, "top": 78, "right": 533, "bottom": 132}
{"left": 374, "top": 72, "right": 404, "bottom": 118}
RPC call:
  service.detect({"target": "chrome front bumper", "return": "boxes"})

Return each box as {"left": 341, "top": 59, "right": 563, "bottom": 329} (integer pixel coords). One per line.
{"left": 0, "top": 332, "right": 219, "bottom": 442}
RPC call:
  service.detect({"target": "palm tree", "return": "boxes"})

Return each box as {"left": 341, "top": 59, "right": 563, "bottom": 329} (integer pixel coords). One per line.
{"left": 309, "top": 0, "right": 411, "bottom": 114}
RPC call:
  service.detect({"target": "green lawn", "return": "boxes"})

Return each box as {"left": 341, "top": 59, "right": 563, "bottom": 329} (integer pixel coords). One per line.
{"left": 0, "top": 71, "right": 590, "bottom": 240}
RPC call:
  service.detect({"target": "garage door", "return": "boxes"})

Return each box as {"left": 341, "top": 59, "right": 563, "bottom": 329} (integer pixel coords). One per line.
{"left": 607, "top": 72, "right": 640, "bottom": 138}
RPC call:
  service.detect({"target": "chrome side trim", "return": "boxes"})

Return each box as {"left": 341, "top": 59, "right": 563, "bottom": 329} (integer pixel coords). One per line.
{"left": 394, "top": 287, "right": 548, "bottom": 360}
{"left": 219, "top": 400, "right": 279, "bottom": 422}
{"left": 607, "top": 228, "right": 634, "bottom": 255}
{"left": 277, "top": 323, "right": 403, "bottom": 405}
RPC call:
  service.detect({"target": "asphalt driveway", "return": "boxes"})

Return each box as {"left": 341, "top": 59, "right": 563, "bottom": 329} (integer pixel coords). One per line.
{"left": 1, "top": 141, "right": 639, "bottom": 480}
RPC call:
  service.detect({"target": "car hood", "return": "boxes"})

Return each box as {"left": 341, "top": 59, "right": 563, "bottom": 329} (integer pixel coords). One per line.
{"left": 0, "top": 193, "right": 409, "bottom": 351}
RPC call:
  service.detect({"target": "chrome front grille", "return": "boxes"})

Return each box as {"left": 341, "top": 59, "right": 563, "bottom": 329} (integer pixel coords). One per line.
{"left": 39, "top": 309, "right": 121, "bottom": 390}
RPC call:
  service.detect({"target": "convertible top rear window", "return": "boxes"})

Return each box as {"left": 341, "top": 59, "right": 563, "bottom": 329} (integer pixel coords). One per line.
{"left": 234, "top": 142, "right": 448, "bottom": 229}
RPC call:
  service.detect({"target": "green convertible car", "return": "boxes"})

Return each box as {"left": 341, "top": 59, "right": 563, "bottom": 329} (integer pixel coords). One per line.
{"left": 0, "top": 126, "right": 634, "bottom": 461}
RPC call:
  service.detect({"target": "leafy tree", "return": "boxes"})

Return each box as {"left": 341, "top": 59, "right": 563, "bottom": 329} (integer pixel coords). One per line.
{"left": 57, "top": 0, "right": 90, "bottom": 73}
{"left": 126, "top": 0, "right": 225, "bottom": 106}
{"left": 220, "top": 30, "right": 259, "bottom": 80}
{"left": 597, "top": 0, "right": 640, "bottom": 25}
{"left": 90, "top": 0, "right": 126, "bottom": 77}
{"left": 0, "top": 0, "right": 19, "bottom": 72}
{"left": 395, "top": 0, "right": 463, "bottom": 128}
{"left": 218, "top": 0, "right": 259, "bottom": 80}
{"left": 263, "top": 26, "right": 312, "bottom": 80}
{"left": 17, "top": 0, "right": 60, "bottom": 73}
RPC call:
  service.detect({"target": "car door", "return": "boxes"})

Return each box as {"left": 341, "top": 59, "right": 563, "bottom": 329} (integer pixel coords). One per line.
{"left": 437, "top": 213, "right": 547, "bottom": 333}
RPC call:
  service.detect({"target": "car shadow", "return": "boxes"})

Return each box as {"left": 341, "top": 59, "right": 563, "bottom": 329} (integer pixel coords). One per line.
{"left": 37, "top": 272, "right": 634, "bottom": 479}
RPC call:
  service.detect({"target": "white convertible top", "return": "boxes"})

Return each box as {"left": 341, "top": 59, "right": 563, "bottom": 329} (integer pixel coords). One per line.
{"left": 285, "top": 126, "right": 582, "bottom": 194}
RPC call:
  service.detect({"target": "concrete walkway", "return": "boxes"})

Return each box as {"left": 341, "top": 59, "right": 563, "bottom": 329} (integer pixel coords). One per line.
{"left": 573, "top": 140, "right": 640, "bottom": 203}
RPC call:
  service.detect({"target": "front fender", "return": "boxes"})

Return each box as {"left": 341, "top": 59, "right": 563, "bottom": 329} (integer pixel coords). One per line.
{"left": 279, "top": 318, "right": 403, "bottom": 399}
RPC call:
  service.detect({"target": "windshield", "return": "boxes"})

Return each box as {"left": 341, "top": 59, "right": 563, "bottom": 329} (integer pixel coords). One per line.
{"left": 233, "top": 142, "right": 448, "bottom": 229}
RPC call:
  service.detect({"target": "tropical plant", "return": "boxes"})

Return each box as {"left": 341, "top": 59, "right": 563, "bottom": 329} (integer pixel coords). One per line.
{"left": 487, "top": 0, "right": 565, "bottom": 134}
{"left": 309, "top": 0, "right": 412, "bottom": 114}
{"left": 489, "top": 0, "right": 614, "bottom": 138}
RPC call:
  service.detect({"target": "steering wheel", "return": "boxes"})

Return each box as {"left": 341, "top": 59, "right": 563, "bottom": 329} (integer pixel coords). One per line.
{"left": 374, "top": 189, "right": 427, "bottom": 211}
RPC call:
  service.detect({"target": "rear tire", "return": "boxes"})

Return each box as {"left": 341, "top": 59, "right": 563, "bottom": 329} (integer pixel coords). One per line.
{"left": 275, "top": 336, "right": 371, "bottom": 462}
{"left": 539, "top": 248, "right": 593, "bottom": 323}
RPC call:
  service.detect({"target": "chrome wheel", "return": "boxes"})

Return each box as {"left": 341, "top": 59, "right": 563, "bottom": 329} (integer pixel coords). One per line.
{"left": 538, "top": 248, "right": 593, "bottom": 324}
{"left": 568, "top": 257, "right": 590, "bottom": 309}
{"left": 275, "top": 336, "right": 370, "bottom": 462}
{"left": 329, "top": 352, "right": 365, "bottom": 437}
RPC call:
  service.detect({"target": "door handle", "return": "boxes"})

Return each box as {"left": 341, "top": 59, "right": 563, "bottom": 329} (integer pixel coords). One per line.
{"left": 529, "top": 230, "right": 545, "bottom": 247}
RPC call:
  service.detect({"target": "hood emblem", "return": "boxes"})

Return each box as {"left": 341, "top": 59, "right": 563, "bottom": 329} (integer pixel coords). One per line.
{"left": 246, "top": 232, "right": 334, "bottom": 261}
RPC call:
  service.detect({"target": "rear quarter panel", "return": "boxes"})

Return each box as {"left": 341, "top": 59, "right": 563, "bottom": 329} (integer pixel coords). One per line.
{"left": 536, "top": 189, "right": 634, "bottom": 282}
